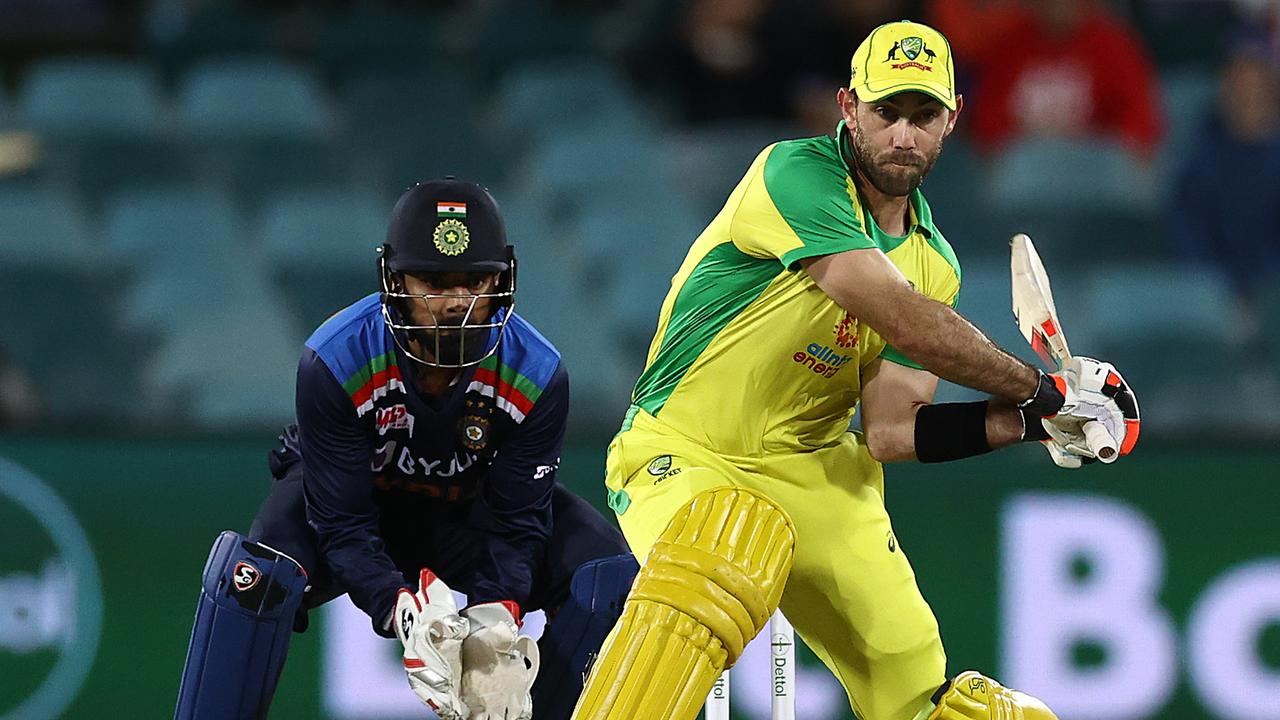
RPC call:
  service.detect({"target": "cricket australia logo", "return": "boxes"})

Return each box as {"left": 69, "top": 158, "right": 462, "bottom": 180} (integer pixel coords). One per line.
{"left": 834, "top": 312, "right": 859, "bottom": 349}
{"left": 886, "top": 35, "right": 936, "bottom": 72}
{"left": 433, "top": 218, "right": 470, "bottom": 256}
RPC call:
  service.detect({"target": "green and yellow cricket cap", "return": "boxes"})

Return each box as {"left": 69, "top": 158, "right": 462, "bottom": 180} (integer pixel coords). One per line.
{"left": 849, "top": 20, "right": 956, "bottom": 110}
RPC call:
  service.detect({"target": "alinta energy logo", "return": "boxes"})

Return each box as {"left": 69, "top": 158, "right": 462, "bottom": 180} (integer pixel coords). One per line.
{"left": 792, "top": 343, "right": 854, "bottom": 378}
{"left": 0, "top": 458, "right": 102, "bottom": 720}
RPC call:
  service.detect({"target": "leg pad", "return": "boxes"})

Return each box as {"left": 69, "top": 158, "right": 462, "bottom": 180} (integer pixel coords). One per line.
{"left": 174, "top": 531, "right": 307, "bottom": 720}
{"left": 927, "top": 671, "right": 1059, "bottom": 720}
{"left": 571, "top": 487, "right": 795, "bottom": 720}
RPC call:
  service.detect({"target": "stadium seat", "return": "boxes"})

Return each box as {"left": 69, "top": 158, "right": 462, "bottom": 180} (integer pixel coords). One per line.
{"left": 519, "top": 126, "right": 670, "bottom": 220}
{"left": 1085, "top": 263, "right": 1246, "bottom": 430}
{"left": 471, "top": 2, "right": 602, "bottom": 78}
{"left": 1156, "top": 68, "right": 1217, "bottom": 200}
{"left": 983, "top": 138, "right": 1167, "bottom": 263}
{"left": 0, "top": 190, "right": 136, "bottom": 419}
{"left": 258, "top": 190, "right": 388, "bottom": 329}
{"left": 661, "top": 120, "right": 802, "bottom": 221}
{"left": 103, "top": 188, "right": 244, "bottom": 266}
{"left": 19, "top": 58, "right": 164, "bottom": 137}
{"left": 179, "top": 57, "right": 332, "bottom": 139}
{"left": 343, "top": 73, "right": 500, "bottom": 191}
{"left": 147, "top": 4, "right": 276, "bottom": 75}
{"left": 143, "top": 303, "right": 302, "bottom": 429}
{"left": 315, "top": 7, "right": 438, "bottom": 84}
{"left": 0, "top": 188, "right": 97, "bottom": 267}
{"left": 987, "top": 138, "right": 1158, "bottom": 216}
{"left": 494, "top": 60, "right": 650, "bottom": 145}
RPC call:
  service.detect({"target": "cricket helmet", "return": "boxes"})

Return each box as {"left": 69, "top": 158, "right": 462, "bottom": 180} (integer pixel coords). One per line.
{"left": 379, "top": 178, "right": 517, "bottom": 368}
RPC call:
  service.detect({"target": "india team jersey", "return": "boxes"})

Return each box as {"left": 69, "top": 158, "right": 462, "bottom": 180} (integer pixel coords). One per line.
{"left": 627, "top": 123, "right": 961, "bottom": 456}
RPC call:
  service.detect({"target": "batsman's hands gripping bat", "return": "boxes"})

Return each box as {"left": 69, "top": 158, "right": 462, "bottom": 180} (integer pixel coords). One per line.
{"left": 394, "top": 569, "right": 470, "bottom": 720}
{"left": 1011, "top": 233, "right": 1141, "bottom": 465}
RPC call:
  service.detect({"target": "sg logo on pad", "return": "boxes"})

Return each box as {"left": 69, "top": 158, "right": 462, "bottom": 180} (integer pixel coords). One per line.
{"left": 232, "top": 562, "right": 261, "bottom": 593}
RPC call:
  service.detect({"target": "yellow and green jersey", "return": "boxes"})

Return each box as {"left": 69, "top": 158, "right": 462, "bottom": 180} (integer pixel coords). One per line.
{"left": 625, "top": 123, "right": 962, "bottom": 456}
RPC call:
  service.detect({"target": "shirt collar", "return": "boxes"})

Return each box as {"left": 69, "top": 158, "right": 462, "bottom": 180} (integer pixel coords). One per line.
{"left": 834, "top": 120, "right": 933, "bottom": 241}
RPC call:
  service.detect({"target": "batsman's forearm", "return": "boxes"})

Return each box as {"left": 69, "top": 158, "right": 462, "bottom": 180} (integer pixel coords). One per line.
{"left": 879, "top": 291, "right": 1039, "bottom": 402}
{"left": 986, "top": 400, "right": 1028, "bottom": 449}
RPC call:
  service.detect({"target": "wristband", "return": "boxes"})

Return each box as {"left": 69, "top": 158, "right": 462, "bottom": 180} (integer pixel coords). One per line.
{"left": 914, "top": 401, "right": 992, "bottom": 463}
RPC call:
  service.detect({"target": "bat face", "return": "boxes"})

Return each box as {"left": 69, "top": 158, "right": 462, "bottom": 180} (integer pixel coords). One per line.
{"left": 1011, "top": 233, "right": 1071, "bottom": 370}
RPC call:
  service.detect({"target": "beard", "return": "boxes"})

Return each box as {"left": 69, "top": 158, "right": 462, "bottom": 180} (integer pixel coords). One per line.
{"left": 413, "top": 324, "right": 491, "bottom": 366}
{"left": 849, "top": 121, "right": 943, "bottom": 197}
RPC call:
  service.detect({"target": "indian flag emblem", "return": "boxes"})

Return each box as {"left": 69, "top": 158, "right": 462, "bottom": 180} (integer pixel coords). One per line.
{"left": 438, "top": 201, "right": 467, "bottom": 218}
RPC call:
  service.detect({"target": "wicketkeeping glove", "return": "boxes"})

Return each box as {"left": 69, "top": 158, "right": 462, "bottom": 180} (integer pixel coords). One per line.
{"left": 393, "top": 569, "right": 470, "bottom": 720}
{"left": 460, "top": 601, "right": 540, "bottom": 720}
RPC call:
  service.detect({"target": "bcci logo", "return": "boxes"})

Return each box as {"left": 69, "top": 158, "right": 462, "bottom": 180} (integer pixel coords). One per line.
{"left": 0, "top": 459, "right": 102, "bottom": 719}
{"left": 433, "top": 219, "right": 470, "bottom": 256}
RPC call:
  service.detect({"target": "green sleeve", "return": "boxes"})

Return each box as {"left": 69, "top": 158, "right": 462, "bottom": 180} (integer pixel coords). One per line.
{"left": 762, "top": 141, "right": 877, "bottom": 269}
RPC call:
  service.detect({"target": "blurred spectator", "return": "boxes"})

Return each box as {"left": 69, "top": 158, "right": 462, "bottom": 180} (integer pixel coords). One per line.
{"left": 660, "top": 0, "right": 780, "bottom": 123}
{"left": 781, "top": 0, "right": 922, "bottom": 136}
{"left": 0, "top": 348, "right": 39, "bottom": 427}
{"left": 657, "top": 0, "right": 919, "bottom": 128}
{"left": 1169, "top": 30, "right": 1280, "bottom": 305}
{"left": 930, "top": 0, "right": 1163, "bottom": 157}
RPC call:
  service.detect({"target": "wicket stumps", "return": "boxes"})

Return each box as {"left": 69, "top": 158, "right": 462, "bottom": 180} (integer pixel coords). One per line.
{"left": 704, "top": 611, "right": 796, "bottom": 720}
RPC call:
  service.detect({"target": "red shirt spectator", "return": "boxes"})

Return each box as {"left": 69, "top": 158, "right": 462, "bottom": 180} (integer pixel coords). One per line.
{"left": 933, "top": 0, "right": 1164, "bottom": 157}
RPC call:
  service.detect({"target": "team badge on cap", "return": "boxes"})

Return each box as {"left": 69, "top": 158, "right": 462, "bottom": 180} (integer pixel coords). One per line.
{"left": 433, "top": 218, "right": 470, "bottom": 256}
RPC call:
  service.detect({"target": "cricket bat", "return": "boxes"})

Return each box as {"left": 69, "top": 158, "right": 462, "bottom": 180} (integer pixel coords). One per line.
{"left": 1010, "top": 233, "right": 1117, "bottom": 462}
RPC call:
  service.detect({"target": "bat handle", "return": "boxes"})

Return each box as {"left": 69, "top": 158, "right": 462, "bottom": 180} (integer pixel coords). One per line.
{"left": 1083, "top": 420, "right": 1117, "bottom": 463}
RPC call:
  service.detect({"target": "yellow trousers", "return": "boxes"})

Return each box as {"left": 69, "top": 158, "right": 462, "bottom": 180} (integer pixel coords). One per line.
{"left": 605, "top": 410, "right": 946, "bottom": 720}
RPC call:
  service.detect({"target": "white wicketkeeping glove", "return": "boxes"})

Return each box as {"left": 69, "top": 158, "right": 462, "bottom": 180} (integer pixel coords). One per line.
{"left": 460, "top": 601, "right": 540, "bottom": 720}
{"left": 393, "top": 569, "right": 470, "bottom": 720}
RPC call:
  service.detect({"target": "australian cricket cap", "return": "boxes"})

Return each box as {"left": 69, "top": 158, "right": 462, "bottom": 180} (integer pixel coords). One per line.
{"left": 849, "top": 20, "right": 956, "bottom": 110}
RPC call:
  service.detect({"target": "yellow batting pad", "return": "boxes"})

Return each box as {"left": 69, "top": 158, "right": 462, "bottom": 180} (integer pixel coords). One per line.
{"left": 571, "top": 487, "right": 796, "bottom": 720}
{"left": 928, "top": 671, "right": 1058, "bottom": 720}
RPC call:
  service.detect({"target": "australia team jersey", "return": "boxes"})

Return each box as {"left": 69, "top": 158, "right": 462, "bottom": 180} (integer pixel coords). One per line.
{"left": 627, "top": 123, "right": 961, "bottom": 456}
{"left": 279, "top": 293, "right": 567, "bottom": 621}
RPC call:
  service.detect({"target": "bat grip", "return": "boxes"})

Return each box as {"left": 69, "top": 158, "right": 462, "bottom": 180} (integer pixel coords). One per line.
{"left": 1083, "top": 420, "right": 1117, "bottom": 463}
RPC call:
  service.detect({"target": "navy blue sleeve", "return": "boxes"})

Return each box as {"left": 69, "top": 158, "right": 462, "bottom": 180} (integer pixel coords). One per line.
{"left": 468, "top": 362, "right": 569, "bottom": 611}
{"left": 295, "top": 348, "right": 407, "bottom": 629}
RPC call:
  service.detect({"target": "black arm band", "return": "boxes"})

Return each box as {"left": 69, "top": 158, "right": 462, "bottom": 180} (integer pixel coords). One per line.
{"left": 913, "top": 401, "right": 993, "bottom": 463}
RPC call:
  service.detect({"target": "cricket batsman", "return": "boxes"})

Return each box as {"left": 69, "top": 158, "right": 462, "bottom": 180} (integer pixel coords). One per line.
{"left": 174, "top": 179, "right": 637, "bottom": 720}
{"left": 572, "top": 20, "right": 1140, "bottom": 720}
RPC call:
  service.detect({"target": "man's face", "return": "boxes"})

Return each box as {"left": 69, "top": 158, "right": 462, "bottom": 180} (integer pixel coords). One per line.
{"left": 400, "top": 271, "right": 500, "bottom": 328}
{"left": 398, "top": 271, "right": 500, "bottom": 364}
{"left": 839, "top": 88, "right": 960, "bottom": 197}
